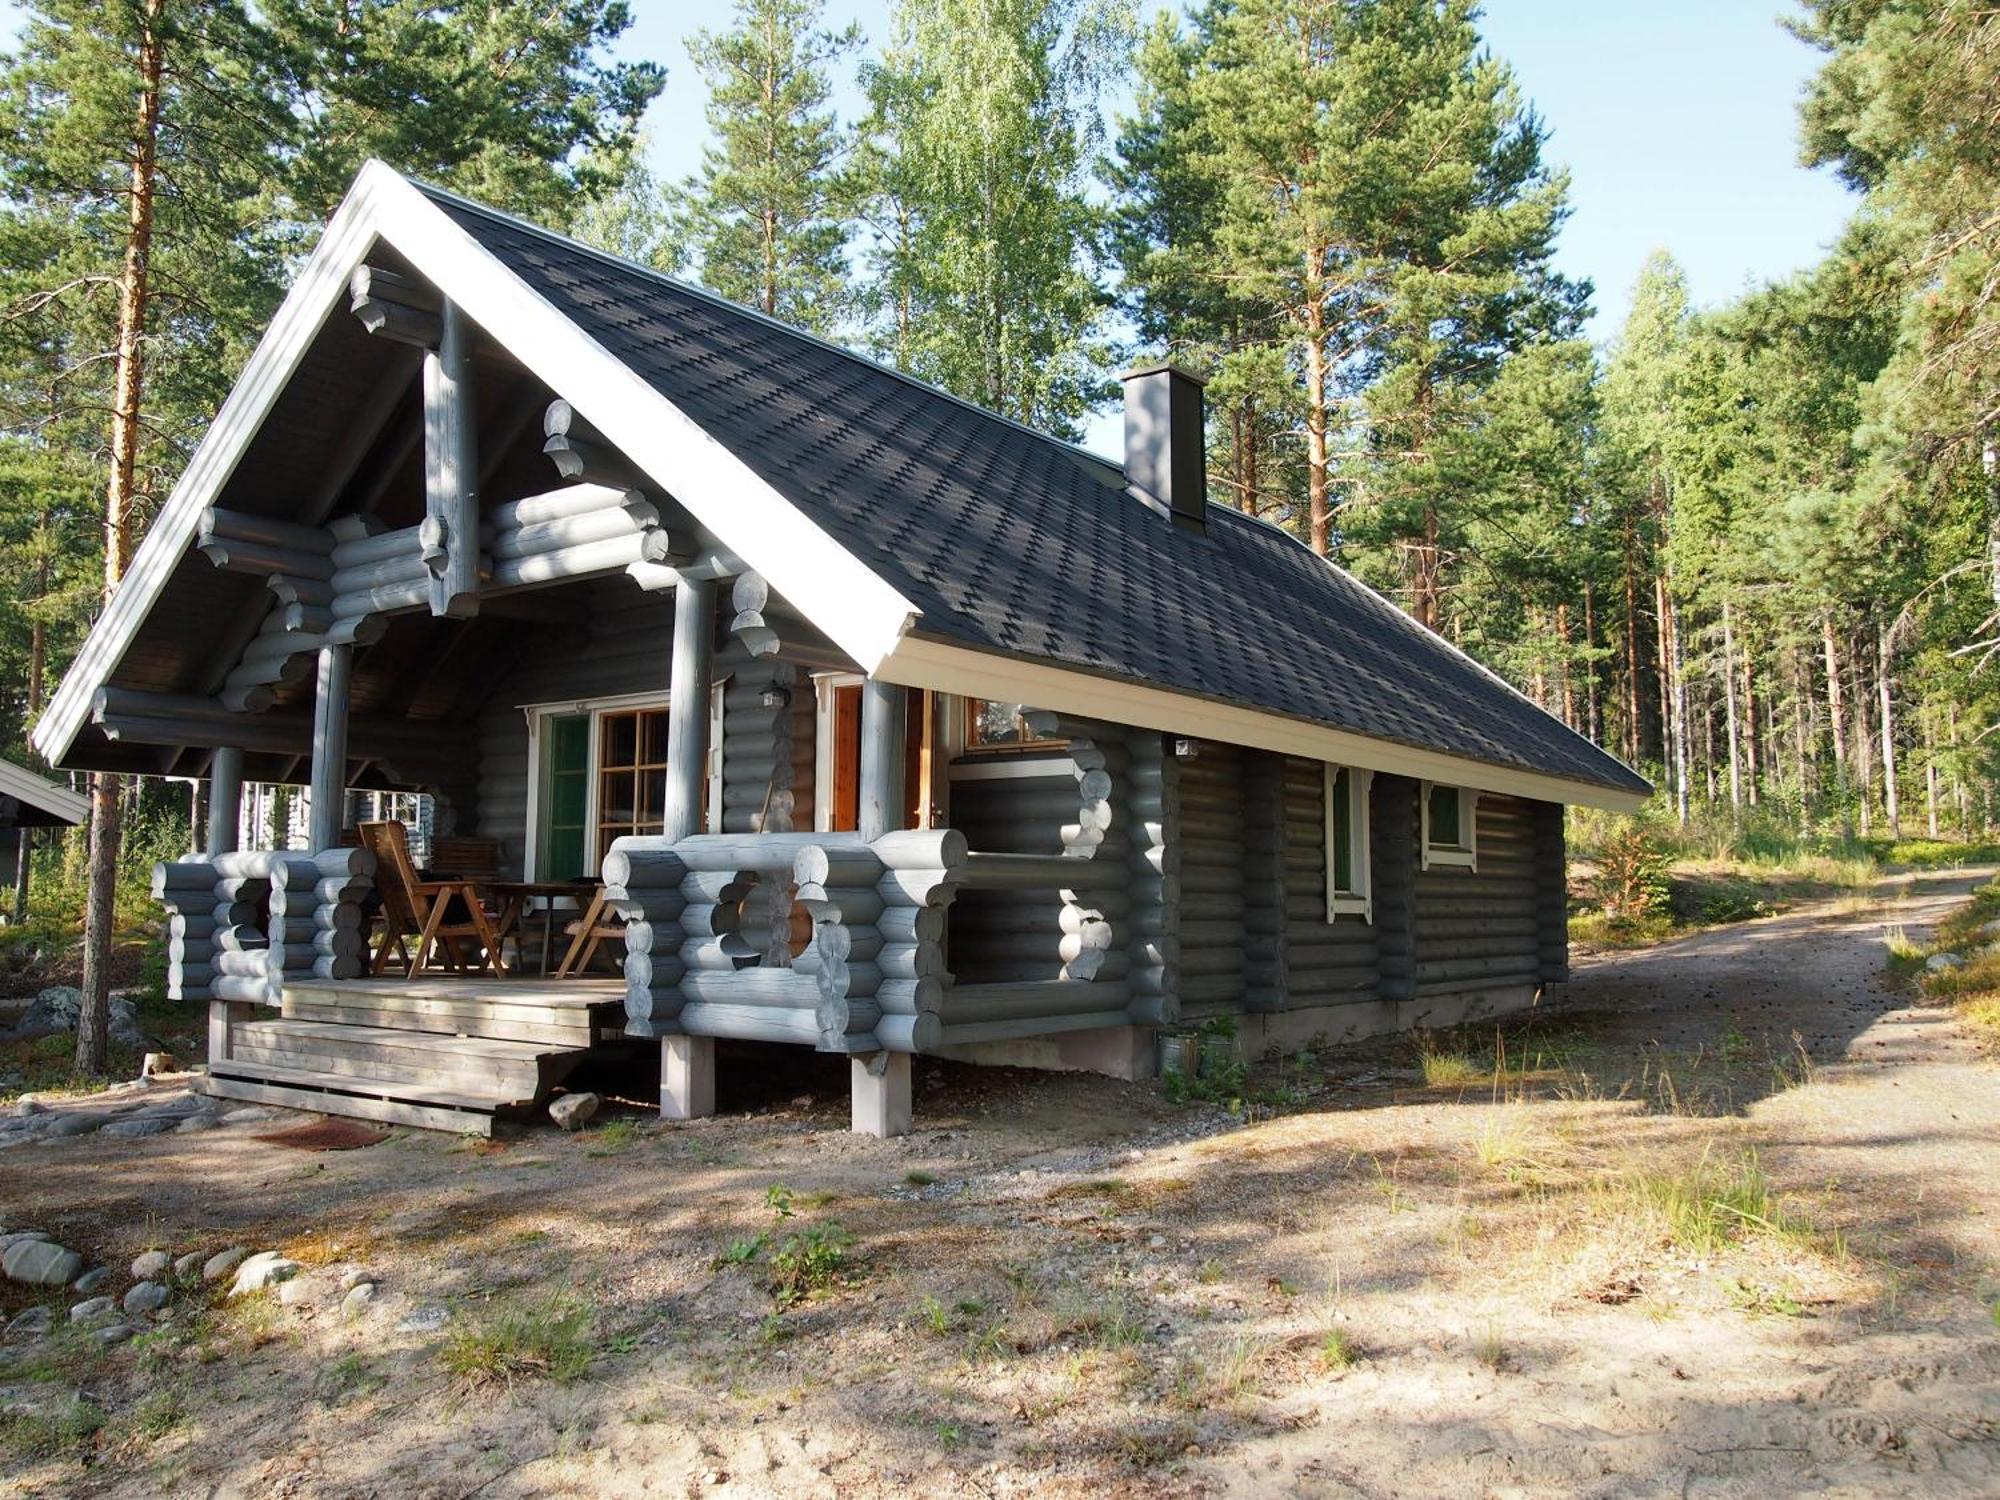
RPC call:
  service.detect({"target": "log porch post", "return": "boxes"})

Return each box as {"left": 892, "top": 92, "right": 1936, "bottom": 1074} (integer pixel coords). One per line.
{"left": 307, "top": 645, "right": 350, "bottom": 852}
{"left": 854, "top": 678, "right": 913, "bottom": 1135}
{"left": 423, "top": 298, "right": 480, "bottom": 619}
{"left": 661, "top": 575, "right": 717, "bottom": 1119}
{"left": 206, "top": 745, "right": 243, "bottom": 856}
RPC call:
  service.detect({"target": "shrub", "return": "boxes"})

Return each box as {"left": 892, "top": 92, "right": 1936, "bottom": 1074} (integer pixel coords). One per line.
{"left": 1595, "top": 825, "right": 1673, "bottom": 923}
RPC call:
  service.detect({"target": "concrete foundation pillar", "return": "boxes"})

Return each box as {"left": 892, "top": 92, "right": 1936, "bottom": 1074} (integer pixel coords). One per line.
{"left": 660, "top": 1035, "right": 715, "bottom": 1120}
{"left": 850, "top": 1051, "right": 911, "bottom": 1138}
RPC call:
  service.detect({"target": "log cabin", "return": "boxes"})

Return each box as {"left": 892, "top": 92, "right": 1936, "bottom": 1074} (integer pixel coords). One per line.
{"left": 33, "top": 163, "right": 1650, "bottom": 1137}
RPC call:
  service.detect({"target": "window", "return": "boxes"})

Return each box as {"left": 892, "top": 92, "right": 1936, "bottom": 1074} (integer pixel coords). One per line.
{"left": 529, "top": 695, "right": 705, "bottom": 879}
{"left": 1323, "top": 765, "right": 1373, "bottom": 921}
{"left": 964, "top": 699, "right": 1067, "bottom": 751}
{"left": 1421, "top": 781, "right": 1478, "bottom": 870}
{"left": 595, "top": 706, "right": 671, "bottom": 862}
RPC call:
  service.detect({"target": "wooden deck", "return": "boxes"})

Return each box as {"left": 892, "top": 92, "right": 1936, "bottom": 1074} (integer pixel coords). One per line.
{"left": 204, "top": 977, "right": 628, "bottom": 1135}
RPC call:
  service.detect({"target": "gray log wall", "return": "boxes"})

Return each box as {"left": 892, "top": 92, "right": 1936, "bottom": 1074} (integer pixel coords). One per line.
{"left": 1410, "top": 791, "right": 1546, "bottom": 1009}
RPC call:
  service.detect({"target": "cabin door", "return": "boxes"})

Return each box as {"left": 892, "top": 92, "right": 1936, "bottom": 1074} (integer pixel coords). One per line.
{"left": 819, "top": 681, "right": 938, "bottom": 831}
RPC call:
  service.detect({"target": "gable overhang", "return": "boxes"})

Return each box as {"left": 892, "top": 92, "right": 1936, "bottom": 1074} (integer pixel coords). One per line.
{"left": 0, "top": 759, "right": 89, "bottom": 826}
{"left": 34, "top": 161, "right": 918, "bottom": 770}
{"left": 877, "top": 632, "right": 1650, "bottom": 813}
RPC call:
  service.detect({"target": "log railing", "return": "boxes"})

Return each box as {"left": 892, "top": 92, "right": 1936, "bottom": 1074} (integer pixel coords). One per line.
{"left": 153, "top": 847, "right": 373, "bottom": 1004}
{"left": 603, "top": 829, "right": 965, "bottom": 1053}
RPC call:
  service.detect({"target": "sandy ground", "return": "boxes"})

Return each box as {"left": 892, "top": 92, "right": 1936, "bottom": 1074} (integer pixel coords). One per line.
{"left": 2, "top": 870, "right": 1998, "bottom": 1498}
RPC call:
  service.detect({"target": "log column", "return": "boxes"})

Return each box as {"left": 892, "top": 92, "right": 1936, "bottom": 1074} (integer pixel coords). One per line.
{"left": 307, "top": 645, "right": 350, "bottom": 852}
{"left": 858, "top": 680, "right": 907, "bottom": 840}
{"left": 854, "top": 679, "right": 912, "bottom": 1133}
{"left": 206, "top": 746, "right": 244, "bottom": 857}
{"left": 662, "top": 576, "right": 718, "bottom": 1119}
{"left": 423, "top": 298, "right": 480, "bottom": 619}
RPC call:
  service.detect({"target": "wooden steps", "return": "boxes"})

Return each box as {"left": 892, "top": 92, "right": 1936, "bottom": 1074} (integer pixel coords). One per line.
{"left": 205, "top": 976, "right": 630, "bottom": 1135}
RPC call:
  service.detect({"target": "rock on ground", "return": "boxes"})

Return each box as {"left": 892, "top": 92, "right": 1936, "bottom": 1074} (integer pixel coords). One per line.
{"left": 123, "top": 1281, "right": 169, "bottom": 1316}
{"left": 69, "top": 1296, "right": 117, "bottom": 1326}
{"left": 131, "top": 1249, "right": 171, "bottom": 1280}
{"left": 3, "top": 1238, "right": 82, "bottom": 1287}
{"left": 550, "top": 1091, "right": 600, "bottom": 1131}
{"left": 72, "top": 1266, "right": 112, "bottom": 1295}
{"left": 230, "top": 1251, "right": 300, "bottom": 1297}
{"left": 173, "top": 1251, "right": 204, "bottom": 1280}
{"left": 203, "top": 1247, "right": 249, "bottom": 1282}
{"left": 3, "top": 1306, "right": 53, "bottom": 1342}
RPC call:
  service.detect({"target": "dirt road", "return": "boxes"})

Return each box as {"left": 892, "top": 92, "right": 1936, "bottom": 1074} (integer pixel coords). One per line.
{"left": 2, "top": 873, "right": 1997, "bottom": 1498}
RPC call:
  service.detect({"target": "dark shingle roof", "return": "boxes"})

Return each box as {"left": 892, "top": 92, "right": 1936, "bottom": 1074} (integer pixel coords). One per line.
{"left": 430, "top": 190, "right": 1648, "bottom": 799}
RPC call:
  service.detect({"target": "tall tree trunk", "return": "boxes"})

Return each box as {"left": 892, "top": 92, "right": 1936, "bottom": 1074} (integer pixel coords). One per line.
{"left": 79, "top": 0, "right": 165, "bottom": 1077}
{"left": 1949, "top": 698, "right": 1968, "bottom": 835}
{"left": 1791, "top": 646, "right": 1811, "bottom": 809}
{"left": 1303, "top": 309, "right": 1331, "bottom": 558}
{"left": 1557, "top": 602, "right": 1575, "bottom": 728}
{"left": 1622, "top": 525, "right": 1642, "bottom": 765}
{"left": 1583, "top": 580, "right": 1602, "bottom": 746}
{"left": 1877, "top": 620, "right": 1900, "bottom": 839}
{"left": 1854, "top": 648, "right": 1874, "bottom": 838}
{"left": 1721, "top": 600, "right": 1743, "bottom": 811}
{"left": 1822, "top": 613, "right": 1848, "bottom": 827}
{"left": 1742, "top": 640, "right": 1760, "bottom": 807}
{"left": 1924, "top": 703, "right": 1939, "bottom": 839}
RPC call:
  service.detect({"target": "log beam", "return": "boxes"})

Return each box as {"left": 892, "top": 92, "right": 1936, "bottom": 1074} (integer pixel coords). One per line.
{"left": 423, "top": 298, "right": 480, "bottom": 618}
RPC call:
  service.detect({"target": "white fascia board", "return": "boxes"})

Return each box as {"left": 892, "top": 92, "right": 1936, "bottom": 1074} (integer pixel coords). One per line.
{"left": 876, "top": 633, "right": 1650, "bottom": 814}
{"left": 364, "top": 169, "right": 919, "bottom": 675}
{"left": 34, "top": 173, "right": 396, "bottom": 767}
{"left": 0, "top": 759, "right": 89, "bottom": 824}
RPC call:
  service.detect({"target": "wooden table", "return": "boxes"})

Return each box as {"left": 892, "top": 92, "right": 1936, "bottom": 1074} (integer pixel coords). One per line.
{"left": 488, "top": 881, "right": 592, "bottom": 975}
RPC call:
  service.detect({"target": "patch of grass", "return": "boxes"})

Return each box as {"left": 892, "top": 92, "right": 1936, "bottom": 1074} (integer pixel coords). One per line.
{"left": 1053, "top": 1285, "right": 1147, "bottom": 1349}
{"left": 315, "top": 1351, "right": 385, "bottom": 1405}
{"left": 132, "top": 1386, "right": 186, "bottom": 1438}
{"left": 1318, "top": 1327, "right": 1358, "bottom": 1372}
{"left": 1417, "top": 1043, "right": 1485, "bottom": 1088}
{"left": 1473, "top": 1321, "right": 1506, "bottom": 1372}
{"left": 585, "top": 1118, "right": 641, "bottom": 1155}
{"left": 0, "top": 1397, "right": 105, "bottom": 1461}
{"left": 903, "top": 1169, "right": 935, "bottom": 1187}
{"left": 917, "top": 1294, "right": 952, "bottom": 1336}
{"left": 1194, "top": 1258, "right": 1225, "bottom": 1285}
{"left": 1722, "top": 1278, "right": 1806, "bottom": 1318}
{"left": 438, "top": 1292, "right": 595, "bottom": 1390}
{"left": 1619, "top": 1147, "right": 1811, "bottom": 1256}
{"left": 768, "top": 1222, "right": 854, "bottom": 1309}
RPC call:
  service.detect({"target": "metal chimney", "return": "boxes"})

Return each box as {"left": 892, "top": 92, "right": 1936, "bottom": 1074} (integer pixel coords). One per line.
{"left": 1120, "top": 362, "right": 1208, "bottom": 534}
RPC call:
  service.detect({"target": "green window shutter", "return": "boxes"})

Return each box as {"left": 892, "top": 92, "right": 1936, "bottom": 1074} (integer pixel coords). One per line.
{"left": 540, "top": 713, "right": 590, "bottom": 881}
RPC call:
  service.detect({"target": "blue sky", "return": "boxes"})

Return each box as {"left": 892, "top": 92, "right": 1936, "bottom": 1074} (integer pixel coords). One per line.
{"left": 0, "top": 0, "right": 1858, "bottom": 450}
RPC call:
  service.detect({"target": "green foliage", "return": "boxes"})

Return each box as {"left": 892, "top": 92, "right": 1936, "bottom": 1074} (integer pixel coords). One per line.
{"left": 768, "top": 1220, "right": 853, "bottom": 1307}
{"left": 858, "top": 0, "right": 1133, "bottom": 435}
{"left": 681, "top": 0, "right": 861, "bottom": 332}
{"left": 438, "top": 1293, "right": 595, "bottom": 1388}
{"left": 1594, "top": 825, "right": 1673, "bottom": 924}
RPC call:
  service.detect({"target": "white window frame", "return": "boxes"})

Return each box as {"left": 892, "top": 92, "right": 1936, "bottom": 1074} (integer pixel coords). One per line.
{"left": 1323, "top": 764, "right": 1374, "bottom": 922}
{"left": 812, "top": 672, "right": 863, "bottom": 832}
{"left": 522, "top": 689, "right": 682, "bottom": 880}
{"left": 1419, "top": 781, "right": 1479, "bottom": 871}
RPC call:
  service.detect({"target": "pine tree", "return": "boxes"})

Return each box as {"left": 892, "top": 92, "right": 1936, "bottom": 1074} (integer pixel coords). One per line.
{"left": 680, "top": 0, "right": 860, "bottom": 333}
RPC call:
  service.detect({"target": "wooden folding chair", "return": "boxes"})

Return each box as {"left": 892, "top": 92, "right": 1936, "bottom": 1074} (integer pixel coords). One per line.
{"left": 358, "top": 821, "right": 512, "bottom": 979}
{"left": 555, "top": 885, "right": 625, "bottom": 977}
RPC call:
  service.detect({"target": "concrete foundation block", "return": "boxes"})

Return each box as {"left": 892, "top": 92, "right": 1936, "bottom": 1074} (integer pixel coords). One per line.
{"left": 660, "top": 1035, "right": 715, "bottom": 1121}
{"left": 850, "top": 1052, "right": 911, "bottom": 1138}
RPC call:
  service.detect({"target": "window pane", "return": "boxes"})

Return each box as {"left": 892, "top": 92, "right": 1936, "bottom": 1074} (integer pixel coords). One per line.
{"left": 969, "top": 699, "right": 1021, "bottom": 746}
{"left": 1429, "top": 785, "right": 1461, "bottom": 848}
{"left": 601, "top": 711, "right": 638, "bottom": 769}
{"left": 539, "top": 714, "right": 589, "bottom": 881}
{"left": 640, "top": 708, "right": 670, "bottom": 766}
{"left": 1330, "top": 769, "right": 1353, "bottom": 893}
{"left": 600, "top": 768, "right": 635, "bottom": 826}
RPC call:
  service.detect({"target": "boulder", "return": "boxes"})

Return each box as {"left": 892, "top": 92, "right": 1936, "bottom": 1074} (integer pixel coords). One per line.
{"left": 202, "top": 1247, "right": 249, "bottom": 1283}
{"left": 131, "top": 1250, "right": 171, "bottom": 1280}
{"left": 69, "top": 1296, "right": 118, "bottom": 1326}
{"left": 47, "top": 1114, "right": 104, "bottom": 1138}
{"left": 220, "top": 1107, "right": 280, "bottom": 1126}
{"left": 549, "top": 1091, "right": 600, "bottom": 1131}
{"left": 92, "top": 1322, "right": 137, "bottom": 1346}
{"left": 4, "top": 1306, "right": 54, "bottom": 1342}
{"left": 1926, "top": 952, "right": 1966, "bottom": 973}
{"left": 172, "top": 1252, "right": 204, "bottom": 1281}
{"left": 336, "top": 1265, "right": 378, "bottom": 1293}
{"left": 3, "top": 1238, "right": 82, "bottom": 1287}
{"left": 7, "top": 987, "right": 144, "bottom": 1048}
{"left": 175, "top": 1114, "right": 221, "bottom": 1135}
{"left": 102, "top": 1116, "right": 175, "bottom": 1140}
{"left": 14, "top": 1097, "right": 44, "bottom": 1118}
{"left": 341, "top": 1282, "right": 380, "bottom": 1320}
{"left": 395, "top": 1304, "right": 450, "bottom": 1335}
{"left": 72, "top": 1266, "right": 113, "bottom": 1295}
{"left": 229, "top": 1251, "right": 300, "bottom": 1297}
{"left": 122, "top": 1282, "right": 169, "bottom": 1316}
